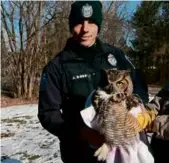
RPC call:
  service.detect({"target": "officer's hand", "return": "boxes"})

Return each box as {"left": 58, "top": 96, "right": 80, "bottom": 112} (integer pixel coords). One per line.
{"left": 148, "top": 115, "right": 169, "bottom": 139}
{"left": 80, "top": 126, "right": 104, "bottom": 148}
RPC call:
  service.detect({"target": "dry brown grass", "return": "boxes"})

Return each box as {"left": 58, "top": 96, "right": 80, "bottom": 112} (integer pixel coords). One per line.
{"left": 1, "top": 94, "right": 38, "bottom": 108}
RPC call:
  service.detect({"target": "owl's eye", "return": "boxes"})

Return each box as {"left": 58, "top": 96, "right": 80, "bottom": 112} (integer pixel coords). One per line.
{"left": 117, "top": 81, "right": 123, "bottom": 86}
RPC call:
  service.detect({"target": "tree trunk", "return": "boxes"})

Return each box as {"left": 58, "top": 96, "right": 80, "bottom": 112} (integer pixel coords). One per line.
{"left": 28, "top": 75, "right": 33, "bottom": 99}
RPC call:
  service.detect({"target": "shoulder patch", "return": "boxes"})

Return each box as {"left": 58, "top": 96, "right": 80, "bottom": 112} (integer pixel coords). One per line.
{"left": 107, "top": 53, "right": 117, "bottom": 66}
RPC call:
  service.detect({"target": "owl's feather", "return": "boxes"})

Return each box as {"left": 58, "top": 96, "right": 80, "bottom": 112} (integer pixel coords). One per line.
{"left": 93, "top": 91, "right": 142, "bottom": 145}
{"left": 92, "top": 69, "right": 143, "bottom": 161}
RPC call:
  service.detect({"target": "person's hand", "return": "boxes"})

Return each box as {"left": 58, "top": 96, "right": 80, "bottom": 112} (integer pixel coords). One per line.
{"left": 80, "top": 126, "right": 104, "bottom": 148}
{"left": 148, "top": 115, "right": 169, "bottom": 139}
{"left": 136, "top": 109, "right": 157, "bottom": 130}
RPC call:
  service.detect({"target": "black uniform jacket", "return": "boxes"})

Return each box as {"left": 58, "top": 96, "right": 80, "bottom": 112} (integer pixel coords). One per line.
{"left": 38, "top": 38, "right": 149, "bottom": 142}
{"left": 150, "top": 80, "right": 169, "bottom": 163}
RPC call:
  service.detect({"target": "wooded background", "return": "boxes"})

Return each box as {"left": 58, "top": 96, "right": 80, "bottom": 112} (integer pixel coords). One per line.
{"left": 1, "top": 1, "right": 169, "bottom": 99}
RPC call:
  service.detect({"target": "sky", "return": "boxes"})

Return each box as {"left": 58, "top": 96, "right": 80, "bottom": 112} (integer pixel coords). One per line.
{"left": 128, "top": 1, "right": 141, "bottom": 12}
{"left": 127, "top": 1, "right": 141, "bottom": 19}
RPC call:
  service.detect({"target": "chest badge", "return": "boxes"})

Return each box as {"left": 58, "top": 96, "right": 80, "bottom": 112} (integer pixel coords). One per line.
{"left": 82, "top": 3, "right": 93, "bottom": 18}
{"left": 107, "top": 53, "right": 117, "bottom": 66}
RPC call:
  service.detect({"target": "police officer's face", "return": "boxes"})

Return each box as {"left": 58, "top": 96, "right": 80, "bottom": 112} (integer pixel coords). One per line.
{"left": 72, "top": 20, "right": 98, "bottom": 47}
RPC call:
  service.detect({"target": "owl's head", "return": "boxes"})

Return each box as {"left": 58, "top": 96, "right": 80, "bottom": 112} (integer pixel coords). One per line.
{"left": 98, "top": 69, "right": 133, "bottom": 96}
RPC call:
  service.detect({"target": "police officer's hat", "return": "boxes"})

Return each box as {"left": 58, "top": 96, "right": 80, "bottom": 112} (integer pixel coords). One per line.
{"left": 69, "top": 1, "right": 103, "bottom": 33}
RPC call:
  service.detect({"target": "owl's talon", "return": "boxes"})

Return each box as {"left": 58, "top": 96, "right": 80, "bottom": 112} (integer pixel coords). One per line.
{"left": 94, "top": 143, "right": 109, "bottom": 161}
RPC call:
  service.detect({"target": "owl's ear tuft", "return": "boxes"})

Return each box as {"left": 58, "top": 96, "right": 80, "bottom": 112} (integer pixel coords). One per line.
{"left": 123, "top": 70, "right": 131, "bottom": 77}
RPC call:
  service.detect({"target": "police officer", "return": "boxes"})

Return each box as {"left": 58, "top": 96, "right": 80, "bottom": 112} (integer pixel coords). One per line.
{"left": 148, "top": 80, "right": 169, "bottom": 163}
{"left": 38, "top": 1, "right": 149, "bottom": 163}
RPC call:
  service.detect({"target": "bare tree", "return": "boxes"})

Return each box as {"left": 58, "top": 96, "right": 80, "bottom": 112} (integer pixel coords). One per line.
{"left": 1, "top": 1, "right": 58, "bottom": 98}
{"left": 1, "top": 1, "right": 131, "bottom": 98}
{"left": 100, "top": 1, "right": 130, "bottom": 49}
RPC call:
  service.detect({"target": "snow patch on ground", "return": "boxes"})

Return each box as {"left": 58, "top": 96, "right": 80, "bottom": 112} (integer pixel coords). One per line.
{"left": 1, "top": 104, "right": 62, "bottom": 163}
{"left": 1, "top": 95, "right": 154, "bottom": 163}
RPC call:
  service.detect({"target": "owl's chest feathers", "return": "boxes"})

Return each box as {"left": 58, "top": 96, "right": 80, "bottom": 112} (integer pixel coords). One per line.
{"left": 93, "top": 94, "right": 139, "bottom": 145}
{"left": 98, "top": 100, "right": 128, "bottom": 125}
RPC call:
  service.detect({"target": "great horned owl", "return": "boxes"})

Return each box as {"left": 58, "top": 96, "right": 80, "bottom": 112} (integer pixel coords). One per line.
{"left": 92, "top": 69, "right": 143, "bottom": 161}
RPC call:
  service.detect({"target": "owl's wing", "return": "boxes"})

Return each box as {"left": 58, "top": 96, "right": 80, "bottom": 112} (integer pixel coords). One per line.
{"left": 80, "top": 90, "right": 101, "bottom": 130}
{"left": 127, "top": 113, "right": 143, "bottom": 134}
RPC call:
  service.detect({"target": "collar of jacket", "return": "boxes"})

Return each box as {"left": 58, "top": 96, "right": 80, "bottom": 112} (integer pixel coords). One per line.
{"left": 61, "top": 37, "right": 115, "bottom": 62}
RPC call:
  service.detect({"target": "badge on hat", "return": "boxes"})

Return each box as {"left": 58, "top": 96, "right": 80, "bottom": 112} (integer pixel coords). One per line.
{"left": 82, "top": 3, "right": 93, "bottom": 18}
{"left": 108, "top": 53, "right": 117, "bottom": 66}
